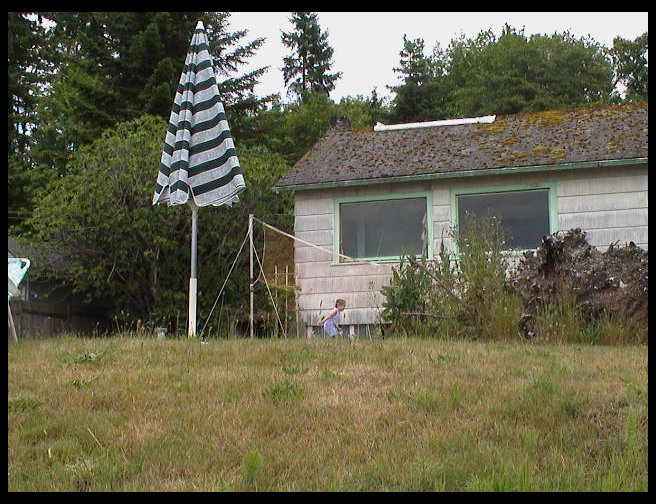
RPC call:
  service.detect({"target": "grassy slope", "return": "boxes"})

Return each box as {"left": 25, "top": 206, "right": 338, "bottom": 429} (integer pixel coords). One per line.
{"left": 8, "top": 336, "right": 648, "bottom": 491}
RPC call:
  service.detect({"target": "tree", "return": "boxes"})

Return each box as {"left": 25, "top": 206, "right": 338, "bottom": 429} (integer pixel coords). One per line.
{"left": 240, "top": 91, "right": 390, "bottom": 165}
{"left": 388, "top": 35, "right": 444, "bottom": 122}
{"left": 28, "top": 12, "right": 271, "bottom": 181}
{"left": 24, "top": 115, "right": 292, "bottom": 329}
{"left": 389, "top": 25, "right": 619, "bottom": 121}
{"left": 445, "top": 25, "right": 615, "bottom": 116}
{"left": 8, "top": 13, "right": 54, "bottom": 225}
{"left": 281, "top": 12, "right": 341, "bottom": 103}
{"left": 610, "top": 32, "right": 648, "bottom": 101}
{"left": 8, "top": 13, "right": 50, "bottom": 153}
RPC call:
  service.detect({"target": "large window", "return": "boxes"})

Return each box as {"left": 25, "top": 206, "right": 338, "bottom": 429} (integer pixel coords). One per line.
{"left": 455, "top": 187, "right": 552, "bottom": 250}
{"left": 338, "top": 196, "right": 429, "bottom": 260}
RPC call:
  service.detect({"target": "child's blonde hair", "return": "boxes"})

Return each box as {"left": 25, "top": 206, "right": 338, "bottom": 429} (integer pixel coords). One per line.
{"left": 335, "top": 298, "right": 346, "bottom": 307}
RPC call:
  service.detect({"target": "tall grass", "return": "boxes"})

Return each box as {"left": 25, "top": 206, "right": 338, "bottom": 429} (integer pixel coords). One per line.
{"left": 8, "top": 335, "right": 648, "bottom": 491}
{"left": 381, "top": 215, "right": 647, "bottom": 345}
{"left": 382, "top": 213, "right": 523, "bottom": 341}
{"left": 533, "top": 289, "right": 648, "bottom": 345}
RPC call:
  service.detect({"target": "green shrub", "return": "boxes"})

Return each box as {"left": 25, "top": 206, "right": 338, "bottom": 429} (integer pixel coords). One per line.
{"left": 381, "top": 213, "right": 522, "bottom": 340}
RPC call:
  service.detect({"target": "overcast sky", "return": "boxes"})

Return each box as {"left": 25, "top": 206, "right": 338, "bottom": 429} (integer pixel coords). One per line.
{"left": 228, "top": 11, "right": 648, "bottom": 103}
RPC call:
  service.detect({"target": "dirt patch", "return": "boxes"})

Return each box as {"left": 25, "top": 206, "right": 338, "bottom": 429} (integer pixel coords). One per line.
{"left": 509, "top": 229, "right": 648, "bottom": 339}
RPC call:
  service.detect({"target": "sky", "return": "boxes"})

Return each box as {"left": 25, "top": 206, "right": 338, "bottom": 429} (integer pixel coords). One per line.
{"left": 228, "top": 11, "right": 648, "bottom": 103}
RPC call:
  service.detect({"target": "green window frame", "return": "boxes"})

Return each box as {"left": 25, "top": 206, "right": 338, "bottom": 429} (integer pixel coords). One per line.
{"left": 334, "top": 192, "right": 433, "bottom": 263}
{"left": 450, "top": 182, "right": 557, "bottom": 254}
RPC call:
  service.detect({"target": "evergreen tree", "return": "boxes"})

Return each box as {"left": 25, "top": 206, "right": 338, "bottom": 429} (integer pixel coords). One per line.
{"left": 8, "top": 12, "right": 49, "bottom": 153}
{"left": 281, "top": 12, "right": 341, "bottom": 103}
{"left": 388, "top": 35, "right": 440, "bottom": 122}
{"left": 33, "top": 13, "right": 269, "bottom": 155}
{"left": 8, "top": 12, "right": 55, "bottom": 226}
{"left": 20, "top": 12, "right": 271, "bottom": 203}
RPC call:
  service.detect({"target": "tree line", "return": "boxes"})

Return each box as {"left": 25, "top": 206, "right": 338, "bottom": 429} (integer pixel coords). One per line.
{"left": 7, "top": 11, "right": 648, "bottom": 329}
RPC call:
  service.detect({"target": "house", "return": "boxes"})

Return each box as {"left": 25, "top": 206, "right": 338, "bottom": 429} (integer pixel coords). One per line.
{"left": 274, "top": 103, "right": 648, "bottom": 337}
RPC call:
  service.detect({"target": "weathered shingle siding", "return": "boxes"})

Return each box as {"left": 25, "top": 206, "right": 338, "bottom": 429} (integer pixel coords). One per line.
{"left": 556, "top": 164, "right": 648, "bottom": 249}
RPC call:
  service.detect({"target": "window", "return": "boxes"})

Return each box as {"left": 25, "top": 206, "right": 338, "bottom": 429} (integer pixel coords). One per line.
{"left": 455, "top": 187, "right": 552, "bottom": 250}
{"left": 338, "top": 196, "right": 429, "bottom": 260}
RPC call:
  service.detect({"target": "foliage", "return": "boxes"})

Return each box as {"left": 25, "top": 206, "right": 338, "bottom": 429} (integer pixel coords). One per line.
{"left": 609, "top": 32, "right": 648, "bottom": 101}
{"left": 281, "top": 12, "right": 342, "bottom": 103}
{"left": 23, "top": 115, "right": 292, "bottom": 329}
{"left": 380, "top": 255, "right": 433, "bottom": 335}
{"left": 388, "top": 35, "right": 444, "bottom": 123}
{"left": 381, "top": 214, "right": 522, "bottom": 340}
{"left": 25, "top": 12, "right": 271, "bottom": 188}
{"left": 240, "top": 91, "right": 390, "bottom": 165}
{"left": 8, "top": 13, "right": 57, "bottom": 226}
{"left": 8, "top": 12, "right": 52, "bottom": 154}
{"left": 390, "top": 24, "right": 623, "bottom": 122}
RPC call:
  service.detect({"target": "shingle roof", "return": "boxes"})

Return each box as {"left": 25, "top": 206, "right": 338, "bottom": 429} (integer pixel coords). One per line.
{"left": 275, "top": 102, "right": 648, "bottom": 189}
{"left": 8, "top": 235, "right": 66, "bottom": 274}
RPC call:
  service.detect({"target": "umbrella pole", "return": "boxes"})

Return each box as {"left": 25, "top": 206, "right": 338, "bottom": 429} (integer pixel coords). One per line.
{"left": 249, "top": 213, "right": 254, "bottom": 339}
{"left": 188, "top": 203, "right": 199, "bottom": 338}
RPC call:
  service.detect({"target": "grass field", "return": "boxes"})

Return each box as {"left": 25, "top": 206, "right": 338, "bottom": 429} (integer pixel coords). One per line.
{"left": 8, "top": 335, "right": 648, "bottom": 492}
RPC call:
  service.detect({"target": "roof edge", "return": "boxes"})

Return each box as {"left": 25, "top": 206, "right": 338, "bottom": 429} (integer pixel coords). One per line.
{"left": 273, "top": 157, "right": 648, "bottom": 193}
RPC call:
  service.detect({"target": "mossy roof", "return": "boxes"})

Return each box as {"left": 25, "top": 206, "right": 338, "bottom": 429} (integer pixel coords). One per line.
{"left": 275, "top": 102, "right": 648, "bottom": 190}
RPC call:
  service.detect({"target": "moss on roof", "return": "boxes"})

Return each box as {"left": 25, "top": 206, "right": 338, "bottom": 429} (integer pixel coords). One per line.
{"left": 276, "top": 102, "right": 648, "bottom": 189}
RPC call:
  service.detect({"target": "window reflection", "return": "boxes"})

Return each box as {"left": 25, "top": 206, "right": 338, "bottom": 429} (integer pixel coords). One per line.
{"left": 340, "top": 198, "right": 428, "bottom": 259}
{"left": 457, "top": 189, "right": 550, "bottom": 250}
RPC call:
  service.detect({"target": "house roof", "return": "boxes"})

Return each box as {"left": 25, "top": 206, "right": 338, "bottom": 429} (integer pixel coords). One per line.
{"left": 8, "top": 235, "right": 66, "bottom": 274}
{"left": 275, "top": 102, "right": 648, "bottom": 190}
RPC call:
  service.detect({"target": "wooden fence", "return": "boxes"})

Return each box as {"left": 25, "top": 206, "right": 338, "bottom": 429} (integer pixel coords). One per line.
{"left": 8, "top": 300, "right": 111, "bottom": 339}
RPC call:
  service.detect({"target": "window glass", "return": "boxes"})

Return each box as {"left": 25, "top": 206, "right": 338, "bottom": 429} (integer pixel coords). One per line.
{"left": 340, "top": 198, "right": 427, "bottom": 259}
{"left": 457, "top": 189, "right": 550, "bottom": 249}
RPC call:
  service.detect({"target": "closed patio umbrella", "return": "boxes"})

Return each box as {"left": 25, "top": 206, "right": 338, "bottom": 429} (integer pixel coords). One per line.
{"left": 153, "top": 20, "right": 246, "bottom": 337}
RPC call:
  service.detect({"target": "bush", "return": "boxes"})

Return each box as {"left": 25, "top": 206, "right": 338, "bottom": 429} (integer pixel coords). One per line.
{"left": 23, "top": 116, "right": 292, "bottom": 332}
{"left": 381, "top": 213, "right": 522, "bottom": 340}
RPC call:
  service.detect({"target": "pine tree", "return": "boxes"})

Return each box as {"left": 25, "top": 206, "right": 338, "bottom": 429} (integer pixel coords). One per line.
{"left": 8, "top": 12, "right": 55, "bottom": 226}
{"left": 29, "top": 12, "right": 271, "bottom": 177}
{"left": 388, "top": 35, "right": 438, "bottom": 122}
{"left": 281, "top": 12, "right": 341, "bottom": 103}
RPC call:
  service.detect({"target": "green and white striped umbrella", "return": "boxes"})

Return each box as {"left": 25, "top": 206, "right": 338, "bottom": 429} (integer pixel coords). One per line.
{"left": 153, "top": 21, "right": 246, "bottom": 337}
{"left": 153, "top": 20, "right": 245, "bottom": 207}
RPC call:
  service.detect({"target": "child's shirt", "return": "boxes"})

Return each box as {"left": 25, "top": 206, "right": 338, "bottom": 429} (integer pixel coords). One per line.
{"left": 323, "top": 309, "right": 341, "bottom": 337}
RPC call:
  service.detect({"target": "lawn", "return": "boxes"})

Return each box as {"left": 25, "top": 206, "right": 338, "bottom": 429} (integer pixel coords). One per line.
{"left": 8, "top": 336, "right": 648, "bottom": 491}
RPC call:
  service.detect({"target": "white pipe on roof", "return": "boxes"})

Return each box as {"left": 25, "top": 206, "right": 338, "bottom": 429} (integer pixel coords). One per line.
{"left": 374, "top": 115, "right": 496, "bottom": 131}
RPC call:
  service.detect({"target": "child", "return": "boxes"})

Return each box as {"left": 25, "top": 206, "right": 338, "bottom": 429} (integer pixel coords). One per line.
{"left": 319, "top": 299, "right": 346, "bottom": 339}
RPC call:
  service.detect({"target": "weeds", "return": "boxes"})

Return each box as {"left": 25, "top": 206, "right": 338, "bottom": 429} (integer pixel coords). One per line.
{"left": 8, "top": 395, "right": 40, "bottom": 412}
{"left": 381, "top": 213, "right": 522, "bottom": 341}
{"left": 71, "top": 350, "right": 107, "bottom": 364}
{"left": 282, "top": 364, "right": 309, "bottom": 376}
{"left": 263, "top": 380, "right": 304, "bottom": 403}
{"left": 241, "top": 449, "right": 264, "bottom": 490}
{"left": 381, "top": 215, "right": 646, "bottom": 345}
